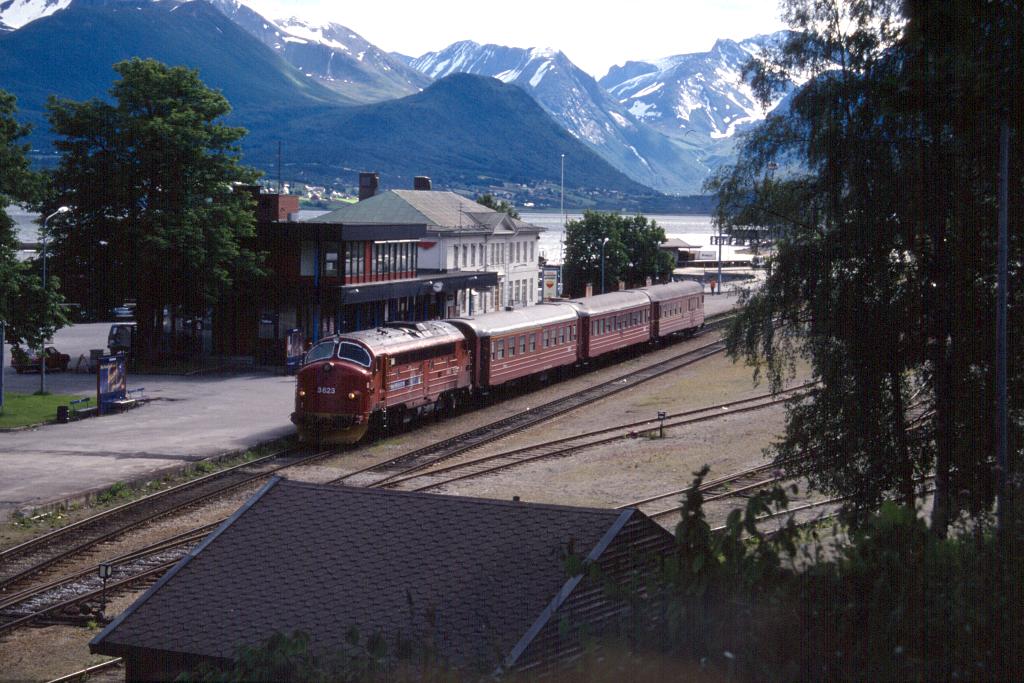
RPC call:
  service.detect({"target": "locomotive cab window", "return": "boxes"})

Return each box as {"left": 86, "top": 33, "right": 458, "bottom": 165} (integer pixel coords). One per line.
{"left": 337, "top": 342, "right": 371, "bottom": 368}
{"left": 305, "top": 341, "right": 336, "bottom": 364}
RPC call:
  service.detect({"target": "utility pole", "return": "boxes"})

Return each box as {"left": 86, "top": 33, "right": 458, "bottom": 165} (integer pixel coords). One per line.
{"left": 996, "top": 121, "right": 1009, "bottom": 535}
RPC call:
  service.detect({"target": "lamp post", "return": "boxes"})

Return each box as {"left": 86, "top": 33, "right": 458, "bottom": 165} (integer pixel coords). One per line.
{"left": 716, "top": 221, "right": 722, "bottom": 296}
{"left": 560, "top": 154, "right": 565, "bottom": 226}
{"left": 600, "top": 237, "right": 610, "bottom": 295}
{"left": 39, "top": 206, "right": 70, "bottom": 395}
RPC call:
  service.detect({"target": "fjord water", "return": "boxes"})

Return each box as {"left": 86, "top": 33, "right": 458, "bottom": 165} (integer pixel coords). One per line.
{"left": 521, "top": 212, "right": 716, "bottom": 264}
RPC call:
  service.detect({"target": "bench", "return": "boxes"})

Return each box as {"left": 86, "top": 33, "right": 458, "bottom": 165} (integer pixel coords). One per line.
{"left": 70, "top": 397, "right": 98, "bottom": 419}
{"left": 109, "top": 388, "right": 146, "bottom": 412}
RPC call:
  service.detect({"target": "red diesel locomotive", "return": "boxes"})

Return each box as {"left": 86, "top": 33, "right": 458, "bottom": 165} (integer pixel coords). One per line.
{"left": 291, "top": 280, "right": 704, "bottom": 444}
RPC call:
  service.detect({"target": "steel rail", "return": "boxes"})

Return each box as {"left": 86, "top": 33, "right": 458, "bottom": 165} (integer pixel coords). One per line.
{"left": 395, "top": 393, "right": 802, "bottom": 493}
{"left": 0, "top": 446, "right": 336, "bottom": 593}
{"left": 380, "top": 384, "right": 812, "bottom": 491}
{"left": 0, "top": 560, "right": 176, "bottom": 636}
{"left": 0, "top": 521, "right": 220, "bottom": 612}
{"left": 47, "top": 658, "right": 123, "bottom": 683}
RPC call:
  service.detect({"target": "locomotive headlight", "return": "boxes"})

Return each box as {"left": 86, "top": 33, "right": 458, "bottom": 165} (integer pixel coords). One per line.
{"left": 347, "top": 391, "right": 357, "bottom": 400}
{"left": 298, "top": 389, "right": 306, "bottom": 398}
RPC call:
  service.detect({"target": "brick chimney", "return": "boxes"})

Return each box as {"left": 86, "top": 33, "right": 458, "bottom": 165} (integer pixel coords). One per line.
{"left": 618, "top": 280, "right": 625, "bottom": 291}
{"left": 358, "top": 172, "right": 379, "bottom": 201}
{"left": 413, "top": 176, "right": 432, "bottom": 191}
{"left": 585, "top": 283, "right": 593, "bottom": 298}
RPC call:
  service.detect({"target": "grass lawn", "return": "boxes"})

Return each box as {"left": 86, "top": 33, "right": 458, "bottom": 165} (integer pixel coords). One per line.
{"left": 0, "top": 392, "right": 89, "bottom": 429}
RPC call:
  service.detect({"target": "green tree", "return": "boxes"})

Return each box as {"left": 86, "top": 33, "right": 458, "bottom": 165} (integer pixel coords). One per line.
{"left": 562, "top": 211, "right": 674, "bottom": 297}
{"left": 46, "top": 58, "right": 262, "bottom": 361}
{"left": 711, "top": 0, "right": 1023, "bottom": 533}
{"left": 474, "top": 193, "right": 520, "bottom": 219}
{"left": 0, "top": 89, "right": 65, "bottom": 351}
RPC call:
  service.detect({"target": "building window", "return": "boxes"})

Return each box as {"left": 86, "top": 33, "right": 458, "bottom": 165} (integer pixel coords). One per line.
{"left": 300, "top": 241, "right": 316, "bottom": 276}
{"left": 508, "top": 336, "right": 515, "bottom": 357}
{"left": 324, "top": 242, "right": 338, "bottom": 277}
{"left": 515, "top": 241, "right": 520, "bottom": 263}
{"left": 530, "top": 241, "right": 535, "bottom": 262}
{"left": 520, "top": 335, "right": 526, "bottom": 354}
{"left": 471, "top": 243, "right": 476, "bottom": 266}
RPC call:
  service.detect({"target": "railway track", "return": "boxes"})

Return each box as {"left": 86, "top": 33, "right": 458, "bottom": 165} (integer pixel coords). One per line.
{"left": 0, "top": 521, "right": 217, "bottom": 636}
{"left": 378, "top": 385, "right": 810, "bottom": 493}
{"left": 331, "top": 334, "right": 731, "bottom": 489}
{"left": 0, "top": 445, "right": 336, "bottom": 596}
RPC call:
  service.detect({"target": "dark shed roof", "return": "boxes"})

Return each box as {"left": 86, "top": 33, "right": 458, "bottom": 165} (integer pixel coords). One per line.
{"left": 91, "top": 480, "right": 671, "bottom": 672}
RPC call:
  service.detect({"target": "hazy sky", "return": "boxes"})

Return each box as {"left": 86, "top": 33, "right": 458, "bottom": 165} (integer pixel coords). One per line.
{"left": 243, "top": 0, "right": 788, "bottom": 78}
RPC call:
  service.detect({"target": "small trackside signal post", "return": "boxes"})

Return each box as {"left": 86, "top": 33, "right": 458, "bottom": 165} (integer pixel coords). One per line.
{"left": 98, "top": 562, "right": 112, "bottom": 618}
{"left": 657, "top": 411, "right": 666, "bottom": 438}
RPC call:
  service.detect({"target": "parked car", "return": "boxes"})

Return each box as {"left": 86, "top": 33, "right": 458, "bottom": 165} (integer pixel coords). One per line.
{"left": 10, "top": 346, "right": 71, "bottom": 373}
{"left": 108, "top": 322, "right": 137, "bottom": 355}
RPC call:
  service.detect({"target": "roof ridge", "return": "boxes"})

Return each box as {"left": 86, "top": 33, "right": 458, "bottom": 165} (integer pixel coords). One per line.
{"left": 278, "top": 479, "right": 624, "bottom": 516}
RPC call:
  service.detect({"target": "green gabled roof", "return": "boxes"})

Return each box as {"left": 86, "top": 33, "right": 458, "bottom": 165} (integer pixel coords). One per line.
{"left": 311, "top": 190, "right": 542, "bottom": 234}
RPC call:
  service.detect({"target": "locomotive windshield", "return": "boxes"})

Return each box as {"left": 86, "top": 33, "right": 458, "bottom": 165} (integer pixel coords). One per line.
{"left": 305, "top": 340, "right": 336, "bottom": 364}
{"left": 337, "top": 341, "right": 372, "bottom": 368}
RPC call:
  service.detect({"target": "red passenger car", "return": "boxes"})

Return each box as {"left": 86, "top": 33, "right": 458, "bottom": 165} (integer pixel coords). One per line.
{"left": 447, "top": 303, "right": 580, "bottom": 389}
{"left": 292, "top": 321, "right": 470, "bottom": 443}
{"left": 567, "top": 290, "right": 653, "bottom": 361}
{"left": 638, "top": 280, "right": 705, "bottom": 338}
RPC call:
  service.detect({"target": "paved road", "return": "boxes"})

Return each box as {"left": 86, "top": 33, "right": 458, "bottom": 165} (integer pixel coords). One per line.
{"left": 1, "top": 323, "right": 295, "bottom": 520}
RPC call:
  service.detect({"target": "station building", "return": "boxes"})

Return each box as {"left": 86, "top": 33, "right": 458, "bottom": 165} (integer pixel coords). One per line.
{"left": 214, "top": 176, "right": 543, "bottom": 363}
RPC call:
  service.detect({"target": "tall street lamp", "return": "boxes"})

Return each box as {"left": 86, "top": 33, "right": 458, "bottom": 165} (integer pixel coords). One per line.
{"left": 600, "top": 237, "right": 610, "bottom": 295}
{"left": 39, "top": 206, "right": 70, "bottom": 395}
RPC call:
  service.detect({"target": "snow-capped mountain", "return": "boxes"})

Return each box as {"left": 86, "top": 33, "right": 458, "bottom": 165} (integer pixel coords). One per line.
{"left": 0, "top": 0, "right": 426, "bottom": 103}
{"left": 407, "top": 41, "right": 707, "bottom": 194}
{"left": 600, "top": 33, "right": 796, "bottom": 142}
{"left": 0, "top": 0, "right": 70, "bottom": 28}
{"left": 206, "top": 0, "right": 428, "bottom": 103}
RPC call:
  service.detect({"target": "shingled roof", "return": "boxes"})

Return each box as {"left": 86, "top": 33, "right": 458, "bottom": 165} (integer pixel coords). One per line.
{"left": 313, "top": 190, "right": 542, "bottom": 235}
{"left": 91, "top": 479, "right": 674, "bottom": 676}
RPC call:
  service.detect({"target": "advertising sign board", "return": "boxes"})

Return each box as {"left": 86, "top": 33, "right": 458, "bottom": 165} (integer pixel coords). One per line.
{"left": 542, "top": 266, "right": 560, "bottom": 299}
{"left": 97, "top": 353, "right": 127, "bottom": 415}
